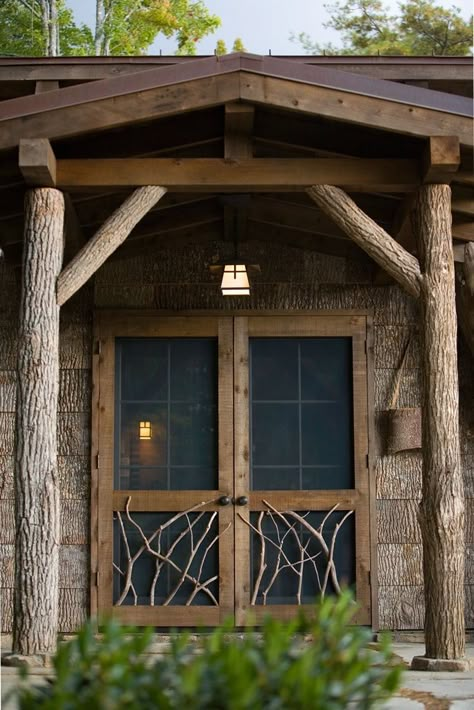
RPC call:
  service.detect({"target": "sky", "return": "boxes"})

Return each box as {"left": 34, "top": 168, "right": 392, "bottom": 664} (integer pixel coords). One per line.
{"left": 67, "top": 0, "right": 473, "bottom": 55}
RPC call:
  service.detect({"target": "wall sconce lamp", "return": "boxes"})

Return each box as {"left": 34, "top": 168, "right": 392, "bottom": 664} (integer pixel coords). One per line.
{"left": 139, "top": 421, "right": 152, "bottom": 440}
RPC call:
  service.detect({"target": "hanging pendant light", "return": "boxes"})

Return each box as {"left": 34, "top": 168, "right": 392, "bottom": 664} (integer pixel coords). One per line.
{"left": 221, "top": 263, "right": 250, "bottom": 296}
{"left": 211, "top": 195, "right": 257, "bottom": 297}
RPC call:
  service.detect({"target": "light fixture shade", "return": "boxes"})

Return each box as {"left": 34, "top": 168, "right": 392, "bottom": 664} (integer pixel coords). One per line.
{"left": 221, "top": 264, "right": 250, "bottom": 296}
{"left": 139, "top": 421, "right": 152, "bottom": 440}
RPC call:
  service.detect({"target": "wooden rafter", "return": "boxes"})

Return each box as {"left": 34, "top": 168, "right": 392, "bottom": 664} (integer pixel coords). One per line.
{"left": 57, "top": 186, "right": 166, "bottom": 306}
{"left": 307, "top": 185, "right": 421, "bottom": 298}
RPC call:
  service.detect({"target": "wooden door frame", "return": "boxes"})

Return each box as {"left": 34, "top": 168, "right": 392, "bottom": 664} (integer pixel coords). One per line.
{"left": 91, "top": 309, "right": 374, "bottom": 627}
{"left": 92, "top": 312, "right": 234, "bottom": 625}
{"left": 233, "top": 315, "right": 372, "bottom": 625}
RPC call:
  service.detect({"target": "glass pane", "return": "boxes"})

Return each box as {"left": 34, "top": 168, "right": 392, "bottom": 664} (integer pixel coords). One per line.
{"left": 115, "top": 338, "right": 218, "bottom": 490}
{"left": 170, "top": 403, "right": 217, "bottom": 468}
{"left": 113, "top": 512, "right": 219, "bottom": 606}
{"left": 250, "top": 338, "right": 353, "bottom": 491}
{"left": 170, "top": 340, "right": 217, "bottom": 402}
{"left": 250, "top": 510, "right": 355, "bottom": 605}
{"left": 302, "top": 403, "right": 353, "bottom": 488}
{"left": 120, "top": 340, "right": 168, "bottom": 401}
{"left": 252, "top": 403, "right": 299, "bottom": 466}
{"left": 252, "top": 467, "right": 300, "bottom": 490}
{"left": 251, "top": 339, "right": 299, "bottom": 401}
{"left": 300, "top": 339, "right": 352, "bottom": 401}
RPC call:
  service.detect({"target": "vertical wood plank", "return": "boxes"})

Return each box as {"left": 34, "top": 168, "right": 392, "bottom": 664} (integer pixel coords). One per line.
{"left": 90, "top": 316, "right": 101, "bottom": 620}
{"left": 352, "top": 330, "right": 371, "bottom": 624}
{"left": 97, "top": 334, "right": 115, "bottom": 613}
{"left": 366, "top": 316, "right": 379, "bottom": 630}
{"left": 233, "top": 317, "right": 250, "bottom": 625}
{"left": 218, "top": 317, "right": 235, "bottom": 620}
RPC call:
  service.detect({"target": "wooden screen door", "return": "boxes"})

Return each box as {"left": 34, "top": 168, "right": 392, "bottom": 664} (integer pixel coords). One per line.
{"left": 94, "top": 313, "right": 372, "bottom": 626}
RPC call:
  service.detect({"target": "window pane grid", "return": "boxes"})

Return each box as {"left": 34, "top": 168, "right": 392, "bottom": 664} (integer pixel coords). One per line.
{"left": 250, "top": 337, "right": 353, "bottom": 491}
{"left": 115, "top": 338, "right": 218, "bottom": 491}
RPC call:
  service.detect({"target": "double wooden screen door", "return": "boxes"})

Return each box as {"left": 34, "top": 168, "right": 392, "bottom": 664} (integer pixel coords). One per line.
{"left": 93, "top": 313, "right": 372, "bottom": 626}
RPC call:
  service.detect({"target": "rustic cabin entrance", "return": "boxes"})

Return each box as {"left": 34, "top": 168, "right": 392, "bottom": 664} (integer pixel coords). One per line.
{"left": 95, "top": 312, "right": 371, "bottom": 626}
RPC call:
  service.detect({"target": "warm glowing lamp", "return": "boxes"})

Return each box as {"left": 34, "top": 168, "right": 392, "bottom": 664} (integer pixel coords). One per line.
{"left": 221, "top": 263, "right": 250, "bottom": 296}
{"left": 139, "top": 421, "right": 152, "bottom": 440}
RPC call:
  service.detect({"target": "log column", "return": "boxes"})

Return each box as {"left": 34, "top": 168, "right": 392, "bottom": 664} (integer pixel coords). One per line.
{"left": 414, "top": 184, "right": 464, "bottom": 660}
{"left": 13, "top": 188, "right": 64, "bottom": 658}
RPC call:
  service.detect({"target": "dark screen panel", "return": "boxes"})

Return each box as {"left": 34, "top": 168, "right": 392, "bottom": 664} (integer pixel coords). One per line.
{"left": 250, "top": 338, "right": 353, "bottom": 491}
{"left": 115, "top": 338, "right": 218, "bottom": 490}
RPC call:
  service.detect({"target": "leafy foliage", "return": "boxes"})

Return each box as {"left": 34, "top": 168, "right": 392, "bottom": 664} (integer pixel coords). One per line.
{"left": 17, "top": 592, "right": 402, "bottom": 710}
{"left": 95, "top": 0, "right": 220, "bottom": 56}
{"left": 0, "top": 0, "right": 93, "bottom": 56}
{"left": 0, "top": 0, "right": 220, "bottom": 56}
{"left": 292, "top": 0, "right": 473, "bottom": 56}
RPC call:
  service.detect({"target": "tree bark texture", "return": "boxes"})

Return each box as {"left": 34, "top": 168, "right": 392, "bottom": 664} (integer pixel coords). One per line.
{"left": 307, "top": 185, "right": 422, "bottom": 298}
{"left": 13, "top": 188, "right": 64, "bottom": 656}
{"left": 57, "top": 186, "right": 166, "bottom": 306}
{"left": 414, "top": 184, "right": 465, "bottom": 659}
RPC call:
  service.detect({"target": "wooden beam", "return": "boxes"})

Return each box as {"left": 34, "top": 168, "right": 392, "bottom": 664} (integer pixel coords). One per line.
{"left": 307, "top": 185, "right": 421, "bottom": 298}
{"left": 55, "top": 158, "right": 420, "bottom": 192}
{"left": 240, "top": 73, "right": 474, "bottom": 148}
{"left": 455, "top": 242, "right": 474, "bottom": 355}
{"left": 423, "top": 136, "right": 460, "bottom": 183}
{"left": 224, "top": 102, "right": 254, "bottom": 159}
{"left": 0, "top": 74, "right": 240, "bottom": 151}
{"left": 248, "top": 196, "right": 349, "bottom": 239}
{"left": 57, "top": 186, "right": 166, "bottom": 306}
{"left": 19, "top": 138, "right": 56, "bottom": 187}
{"left": 452, "top": 198, "right": 474, "bottom": 217}
{"left": 35, "top": 80, "right": 60, "bottom": 94}
{"left": 453, "top": 171, "right": 474, "bottom": 187}
{"left": 452, "top": 221, "right": 474, "bottom": 242}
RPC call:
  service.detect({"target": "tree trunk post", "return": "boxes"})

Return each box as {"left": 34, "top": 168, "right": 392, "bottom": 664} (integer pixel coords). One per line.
{"left": 12, "top": 188, "right": 64, "bottom": 659}
{"left": 413, "top": 184, "right": 465, "bottom": 662}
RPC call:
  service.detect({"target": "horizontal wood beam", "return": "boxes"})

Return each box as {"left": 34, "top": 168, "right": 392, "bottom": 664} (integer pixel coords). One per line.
{"left": 19, "top": 138, "right": 56, "bottom": 186}
{"left": 452, "top": 222, "right": 474, "bottom": 242}
{"left": 55, "top": 158, "right": 420, "bottom": 192}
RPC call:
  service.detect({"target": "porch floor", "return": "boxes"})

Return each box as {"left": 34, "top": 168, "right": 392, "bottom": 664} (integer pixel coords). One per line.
{"left": 2, "top": 637, "right": 474, "bottom": 709}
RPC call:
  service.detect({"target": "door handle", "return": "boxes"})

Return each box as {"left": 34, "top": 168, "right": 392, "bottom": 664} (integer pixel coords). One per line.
{"left": 218, "top": 495, "right": 232, "bottom": 506}
{"left": 234, "top": 496, "right": 248, "bottom": 506}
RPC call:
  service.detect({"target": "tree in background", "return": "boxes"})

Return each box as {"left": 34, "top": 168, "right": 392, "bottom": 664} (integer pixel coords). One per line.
{"left": 0, "top": 0, "right": 220, "bottom": 56}
{"left": 215, "top": 37, "right": 247, "bottom": 55}
{"left": 0, "top": 0, "right": 93, "bottom": 56}
{"left": 94, "top": 0, "right": 220, "bottom": 56}
{"left": 292, "top": 0, "right": 473, "bottom": 55}
{"left": 232, "top": 37, "right": 246, "bottom": 51}
{"left": 215, "top": 38, "right": 227, "bottom": 55}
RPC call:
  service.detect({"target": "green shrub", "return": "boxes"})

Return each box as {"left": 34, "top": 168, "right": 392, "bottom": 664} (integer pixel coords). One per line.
{"left": 17, "top": 592, "right": 402, "bottom": 709}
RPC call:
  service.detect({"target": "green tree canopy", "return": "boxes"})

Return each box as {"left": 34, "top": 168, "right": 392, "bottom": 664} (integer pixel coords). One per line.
{"left": 215, "top": 38, "right": 227, "bottom": 55}
{"left": 0, "top": 0, "right": 221, "bottom": 56}
{"left": 293, "top": 0, "right": 473, "bottom": 55}
{"left": 0, "top": 0, "right": 93, "bottom": 56}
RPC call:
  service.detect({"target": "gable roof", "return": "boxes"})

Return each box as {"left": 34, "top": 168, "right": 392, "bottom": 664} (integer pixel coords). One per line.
{"left": 0, "top": 53, "right": 472, "bottom": 150}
